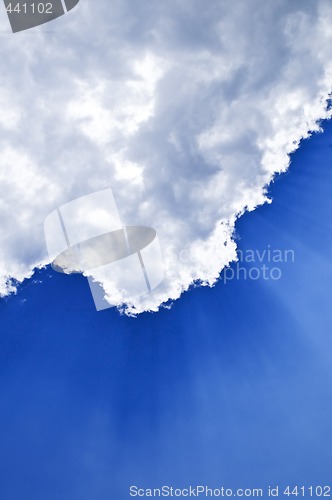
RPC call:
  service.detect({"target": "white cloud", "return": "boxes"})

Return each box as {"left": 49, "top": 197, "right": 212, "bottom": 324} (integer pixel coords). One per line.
{"left": 0, "top": 0, "right": 331, "bottom": 313}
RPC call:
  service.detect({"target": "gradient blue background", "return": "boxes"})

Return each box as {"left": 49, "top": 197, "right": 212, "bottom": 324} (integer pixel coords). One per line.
{"left": 1, "top": 121, "right": 332, "bottom": 499}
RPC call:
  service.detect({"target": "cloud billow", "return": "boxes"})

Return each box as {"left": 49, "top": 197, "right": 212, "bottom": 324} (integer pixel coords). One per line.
{"left": 0, "top": 0, "right": 331, "bottom": 313}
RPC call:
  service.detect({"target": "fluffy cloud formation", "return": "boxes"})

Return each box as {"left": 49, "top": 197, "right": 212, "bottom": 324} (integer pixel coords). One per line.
{"left": 0, "top": 0, "right": 331, "bottom": 313}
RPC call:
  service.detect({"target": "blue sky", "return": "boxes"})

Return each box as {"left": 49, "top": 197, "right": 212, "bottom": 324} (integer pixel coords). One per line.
{"left": 1, "top": 119, "right": 332, "bottom": 499}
